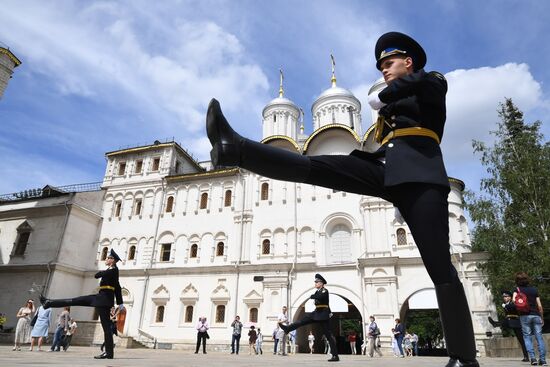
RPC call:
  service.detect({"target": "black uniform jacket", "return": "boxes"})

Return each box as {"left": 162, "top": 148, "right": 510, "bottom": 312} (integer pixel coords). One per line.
{"left": 93, "top": 266, "right": 123, "bottom": 308}
{"left": 310, "top": 287, "right": 331, "bottom": 321}
{"left": 351, "top": 69, "right": 450, "bottom": 188}
{"left": 503, "top": 301, "right": 521, "bottom": 329}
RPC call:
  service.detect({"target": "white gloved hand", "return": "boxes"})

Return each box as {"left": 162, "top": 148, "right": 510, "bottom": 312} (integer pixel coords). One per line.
{"left": 118, "top": 304, "right": 125, "bottom": 312}
{"left": 368, "top": 93, "right": 386, "bottom": 110}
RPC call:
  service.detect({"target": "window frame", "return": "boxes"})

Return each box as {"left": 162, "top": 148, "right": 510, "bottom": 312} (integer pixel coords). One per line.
{"left": 160, "top": 243, "right": 172, "bottom": 262}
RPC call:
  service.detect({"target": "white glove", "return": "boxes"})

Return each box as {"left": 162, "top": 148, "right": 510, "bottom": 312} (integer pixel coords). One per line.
{"left": 368, "top": 92, "right": 386, "bottom": 110}
{"left": 118, "top": 304, "right": 125, "bottom": 312}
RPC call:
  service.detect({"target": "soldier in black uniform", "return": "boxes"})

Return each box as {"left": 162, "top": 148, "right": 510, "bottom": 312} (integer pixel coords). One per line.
{"left": 40, "top": 249, "right": 124, "bottom": 360}
{"left": 279, "top": 274, "right": 339, "bottom": 362}
{"left": 489, "top": 291, "right": 529, "bottom": 362}
{"left": 205, "top": 31, "right": 478, "bottom": 367}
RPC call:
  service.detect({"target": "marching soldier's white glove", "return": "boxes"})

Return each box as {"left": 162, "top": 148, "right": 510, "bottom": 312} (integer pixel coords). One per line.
{"left": 368, "top": 92, "right": 386, "bottom": 111}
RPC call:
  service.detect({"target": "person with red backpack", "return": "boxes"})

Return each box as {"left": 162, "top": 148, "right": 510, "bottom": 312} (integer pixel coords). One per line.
{"left": 513, "top": 272, "right": 547, "bottom": 366}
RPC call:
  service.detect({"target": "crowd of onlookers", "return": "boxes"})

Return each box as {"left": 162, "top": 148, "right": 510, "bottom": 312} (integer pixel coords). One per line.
{"left": 4, "top": 272, "right": 546, "bottom": 364}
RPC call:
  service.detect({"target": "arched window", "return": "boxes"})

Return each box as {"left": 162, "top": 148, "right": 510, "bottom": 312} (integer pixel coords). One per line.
{"left": 185, "top": 305, "right": 194, "bottom": 323}
{"left": 156, "top": 305, "right": 165, "bottom": 323}
{"left": 14, "top": 232, "right": 31, "bottom": 256}
{"left": 166, "top": 196, "right": 174, "bottom": 213}
{"left": 160, "top": 243, "right": 172, "bottom": 262}
{"left": 200, "top": 193, "right": 208, "bottom": 209}
{"left": 260, "top": 183, "right": 269, "bottom": 201}
{"left": 134, "top": 199, "right": 143, "bottom": 215}
{"left": 396, "top": 228, "right": 407, "bottom": 246}
{"left": 215, "top": 305, "right": 225, "bottom": 323}
{"left": 224, "top": 190, "right": 232, "bottom": 207}
{"left": 190, "top": 244, "right": 198, "bottom": 258}
{"left": 100, "top": 247, "right": 109, "bottom": 260}
{"left": 249, "top": 307, "right": 258, "bottom": 323}
{"left": 114, "top": 201, "right": 122, "bottom": 217}
{"left": 262, "top": 239, "right": 270, "bottom": 255}
{"left": 216, "top": 242, "right": 224, "bottom": 256}
{"left": 329, "top": 224, "right": 352, "bottom": 264}
{"left": 128, "top": 245, "right": 136, "bottom": 260}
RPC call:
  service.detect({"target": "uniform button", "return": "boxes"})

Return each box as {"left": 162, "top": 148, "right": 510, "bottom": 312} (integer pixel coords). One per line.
{"left": 388, "top": 143, "right": 394, "bottom": 148}
{"left": 391, "top": 123, "right": 396, "bottom": 127}
{"left": 391, "top": 115, "right": 396, "bottom": 120}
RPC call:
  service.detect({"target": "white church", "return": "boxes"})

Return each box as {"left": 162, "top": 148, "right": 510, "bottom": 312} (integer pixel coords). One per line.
{"left": 0, "top": 68, "right": 497, "bottom": 354}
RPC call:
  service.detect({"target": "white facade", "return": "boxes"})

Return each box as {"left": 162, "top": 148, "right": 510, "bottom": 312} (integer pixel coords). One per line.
{"left": 0, "top": 187, "right": 104, "bottom": 327}
{"left": 0, "top": 45, "right": 21, "bottom": 99}
{"left": 0, "top": 73, "right": 497, "bottom": 354}
{"left": 90, "top": 76, "right": 497, "bottom": 354}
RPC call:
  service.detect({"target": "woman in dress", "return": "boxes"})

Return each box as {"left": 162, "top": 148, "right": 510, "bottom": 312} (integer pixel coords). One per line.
{"left": 13, "top": 299, "right": 35, "bottom": 351}
{"left": 308, "top": 331, "right": 315, "bottom": 354}
{"left": 30, "top": 305, "right": 51, "bottom": 351}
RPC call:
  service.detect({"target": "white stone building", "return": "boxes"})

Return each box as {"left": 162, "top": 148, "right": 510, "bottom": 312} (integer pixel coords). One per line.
{"left": 85, "top": 72, "right": 497, "bottom": 354}
{"left": 0, "top": 43, "right": 21, "bottom": 99}
{"left": 0, "top": 184, "right": 104, "bottom": 329}
{"left": 0, "top": 68, "right": 497, "bottom": 353}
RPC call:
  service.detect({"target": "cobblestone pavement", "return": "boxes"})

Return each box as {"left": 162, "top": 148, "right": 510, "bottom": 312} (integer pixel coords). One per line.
{"left": 0, "top": 346, "right": 529, "bottom": 367}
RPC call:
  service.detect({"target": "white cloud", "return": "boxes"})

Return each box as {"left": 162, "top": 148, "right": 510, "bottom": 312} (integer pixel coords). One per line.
{"left": 1, "top": 1, "right": 270, "bottom": 136}
{"left": 443, "top": 63, "right": 544, "bottom": 187}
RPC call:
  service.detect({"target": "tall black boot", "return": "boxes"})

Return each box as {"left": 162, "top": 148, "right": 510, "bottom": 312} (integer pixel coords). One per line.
{"left": 41, "top": 298, "right": 74, "bottom": 310}
{"left": 435, "top": 282, "right": 479, "bottom": 367}
{"left": 206, "top": 98, "right": 311, "bottom": 182}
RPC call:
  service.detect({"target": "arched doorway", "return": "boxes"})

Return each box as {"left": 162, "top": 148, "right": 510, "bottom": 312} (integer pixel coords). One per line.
{"left": 401, "top": 288, "right": 446, "bottom": 356}
{"left": 292, "top": 294, "right": 363, "bottom": 354}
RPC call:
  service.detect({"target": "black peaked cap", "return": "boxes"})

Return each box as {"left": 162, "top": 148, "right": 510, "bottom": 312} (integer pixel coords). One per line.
{"left": 375, "top": 31, "right": 426, "bottom": 71}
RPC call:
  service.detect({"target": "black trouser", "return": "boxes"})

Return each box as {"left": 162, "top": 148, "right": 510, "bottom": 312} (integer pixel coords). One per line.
{"left": 47, "top": 294, "right": 114, "bottom": 358}
{"left": 196, "top": 331, "right": 207, "bottom": 353}
{"left": 307, "top": 155, "right": 457, "bottom": 284}
{"left": 286, "top": 314, "right": 338, "bottom": 357}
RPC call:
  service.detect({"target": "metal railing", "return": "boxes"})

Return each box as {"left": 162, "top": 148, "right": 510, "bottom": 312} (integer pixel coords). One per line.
{"left": 0, "top": 181, "right": 103, "bottom": 202}
{"left": 136, "top": 328, "right": 157, "bottom": 349}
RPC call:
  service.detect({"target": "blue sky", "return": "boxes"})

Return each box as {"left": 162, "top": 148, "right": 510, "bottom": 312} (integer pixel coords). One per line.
{"left": 1, "top": 0, "right": 549, "bottom": 197}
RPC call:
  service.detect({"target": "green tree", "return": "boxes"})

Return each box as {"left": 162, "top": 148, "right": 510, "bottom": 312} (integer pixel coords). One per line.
{"left": 406, "top": 309, "right": 444, "bottom": 349}
{"left": 466, "top": 98, "right": 550, "bottom": 320}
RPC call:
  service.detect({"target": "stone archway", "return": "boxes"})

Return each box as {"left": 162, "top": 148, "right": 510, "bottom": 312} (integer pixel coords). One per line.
{"left": 400, "top": 288, "right": 445, "bottom": 356}
{"left": 292, "top": 294, "right": 363, "bottom": 354}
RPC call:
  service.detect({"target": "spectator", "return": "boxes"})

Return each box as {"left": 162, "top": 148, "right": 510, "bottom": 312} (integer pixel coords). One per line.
{"left": 367, "top": 316, "right": 382, "bottom": 357}
{"left": 289, "top": 329, "right": 297, "bottom": 354}
{"left": 322, "top": 334, "right": 331, "bottom": 355}
{"left": 248, "top": 325, "right": 257, "bottom": 355}
{"left": 513, "top": 272, "right": 547, "bottom": 366}
{"left": 348, "top": 331, "right": 357, "bottom": 354}
{"left": 393, "top": 318, "right": 405, "bottom": 357}
{"left": 277, "top": 306, "right": 288, "bottom": 356}
{"left": 195, "top": 316, "right": 209, "bottom": 354}
{"left": 403, "top": 332, "right": 413, "bottom": 356}
{"left": 30, "top": 305, "right": 51, "bottom": 351}
{"left": 411, "top": 332, "right": 419, "bottom": 356}
{"left": 488, "top": 291, "right": 529, "bottom": 362}
{"left": 13, "top": 299, "right": 35, "bottom": 351}
{"left": 50, "top": 306, "right": 70, "bottom": 352}
{"left": 308, "top": 331, "right": 315, "bottom": 354}
{"left": 0, "top": 312, "right": 6, "bottom": 331}
{"left": 230, "top": 315, "right": 242, "bottom": 355}
{"left": 272, "top": 326, "right": 279, "bottom": 355}
{"left": 255, "top": 327, "right": 263, "bottom": 355}
{"left": 63, "top": 318, "right": 78, "bottom": 351}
